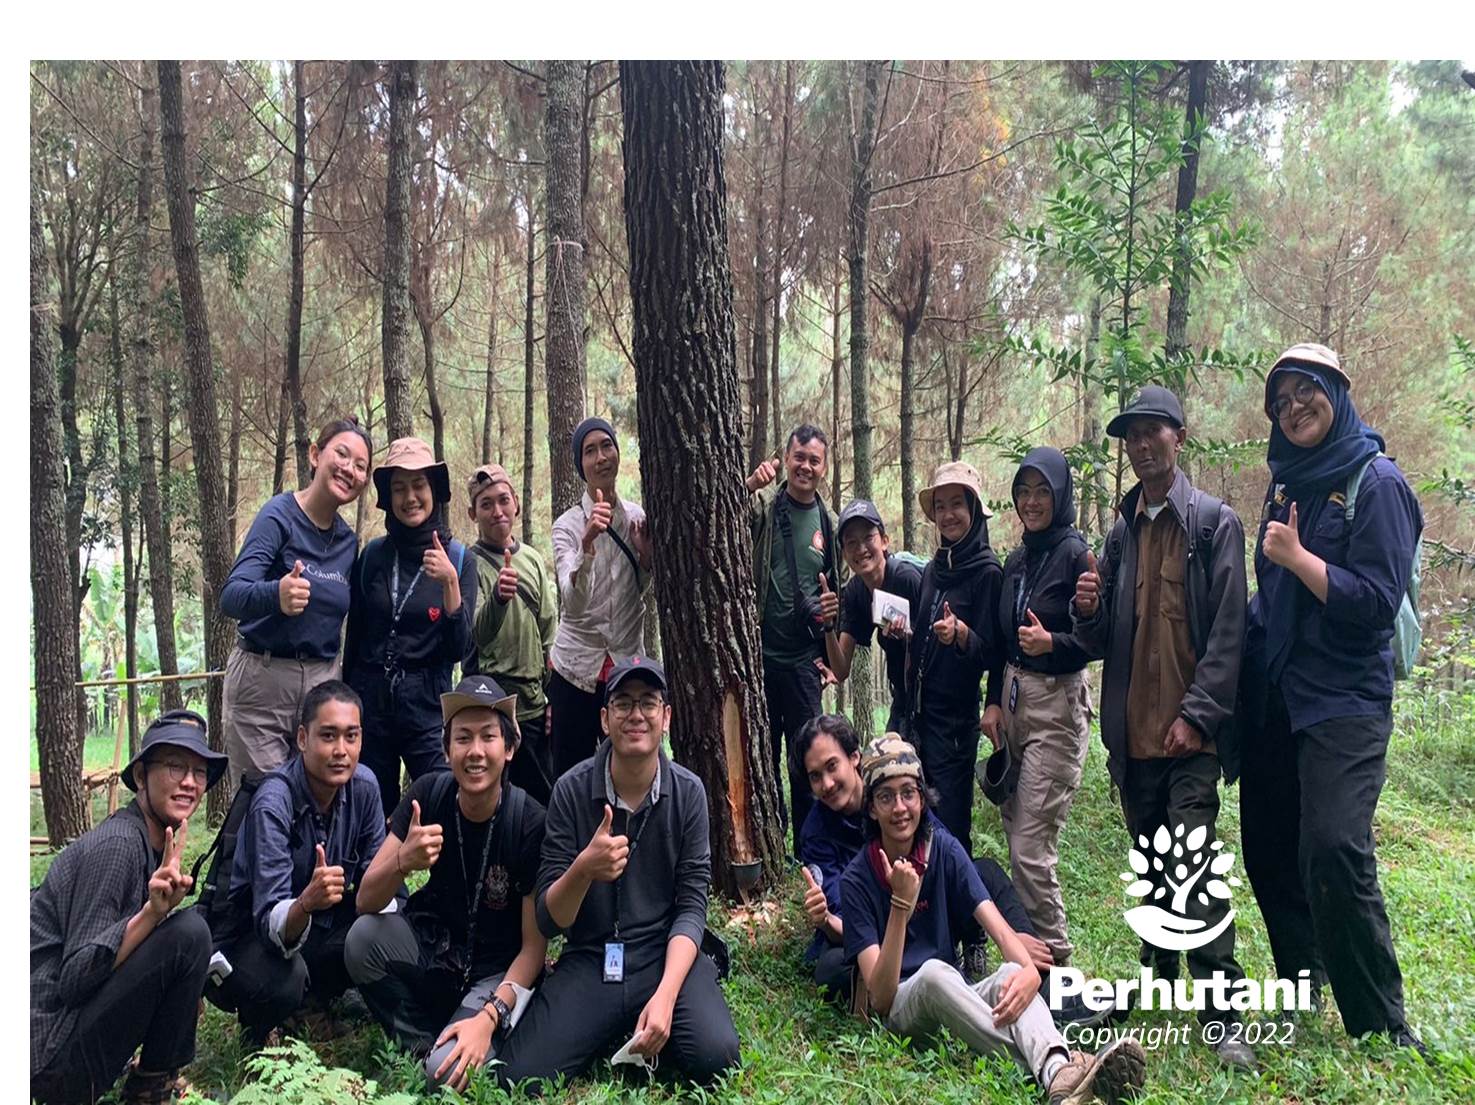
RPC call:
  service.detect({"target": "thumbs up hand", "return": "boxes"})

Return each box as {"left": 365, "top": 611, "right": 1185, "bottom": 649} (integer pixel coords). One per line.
{"left": 1263, "top": 500, "right": 1305, "bottom": 569}
{"left": 300, "top": 842, "right": 346, "bottom": 913}
{"left": 423, "top": 530, "right": 457, "bottom": 586}
{"left": 933, "top": 600, "right": 962, "bottom": 647}
{"left": 817, "top": 572, "right": 840, "bottom": 628}
{"left": 496, "top": 547, "right": 520, "bottom": 604}
{"left": 397, "top": 798, "right": 444, "bottom": 874}
{"left": 1074, "top": 549, "right": 1101, "bottom": 618}
{"left": 279, "top": 558, "right": 312, "bottom": 616}
{"left": 582, "top": 488, "right": 614, "bottom": 554}
{"left": 1017, "top": 608, "right": 1053, "bottom": 657}
{"left": 745, "top": 454, "right": 781, "bottom": 493}
{"left": 800, "top": 866, "right": 829, "bottom": 929}
{"left": 577, "top": 804, "right": 630, "bottom": 882}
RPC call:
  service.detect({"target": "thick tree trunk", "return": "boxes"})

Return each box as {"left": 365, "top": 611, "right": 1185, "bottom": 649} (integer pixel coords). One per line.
{"left": 749, "top": 172, "right": 770, "bottom": 468}
{"left": 770, "top": 60, "right": 794, "bottom": 453}
{"left": 110, "top": 282, "right": 140, "bottom": 756}
{"left": 829, "top": 258, "right": 846, "bottom": 716}
{"left": 286, "top": 59, "right": 312, "bottom": 487}
{"left": 1165, "top": 60, "right": 1210, "bottom": 366}
{"left": 381, "top": 61, "right": 416, "bottom": 442}
{"left": 33, "top": 172, "right": 90, "bottom": 846}
{"left": 522, "top": 200, "right": 537, "bottom": 544}
{"left": 482, "top": 244, "right": 500, "bottom": 465}
{"left": 129, "top": 77, "right": 183, "bottom": 711}
{"left": 620, "top": 60, "right": 786, "bottom": 899}
{"left": 544, "top": 60, "right": 589, "bottom": 521}
{"left": 158, "top": 59, "right": 236, "bottom": 820}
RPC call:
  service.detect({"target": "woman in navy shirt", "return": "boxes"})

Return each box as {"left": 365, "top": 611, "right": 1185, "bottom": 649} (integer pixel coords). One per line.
{"left": 1240, "top": 343, "right": 1425, "bottom": 1049}
{"left": 345, "top": 437, "right": 477, "bottom": 816}
{"left": 220, "top": 416, "right": 372, "bottom": 785}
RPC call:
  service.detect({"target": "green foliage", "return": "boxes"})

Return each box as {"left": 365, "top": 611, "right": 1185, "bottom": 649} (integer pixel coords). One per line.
{"left": 226, "top": 1038, "right": 419, "bottom": 1105}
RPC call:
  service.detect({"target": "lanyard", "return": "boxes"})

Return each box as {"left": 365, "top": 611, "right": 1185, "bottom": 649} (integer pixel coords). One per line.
{"left": 386, "top": 554, "right": 425, "bottom": 666}
{"left": 454, "top": 797, "right": 500, "bottom": 989}
{"left": 1014, "top": 551, "right": 1052, "bottom": 626}
{"left": 611, "top": 803, "right": 655, "bottom": 941}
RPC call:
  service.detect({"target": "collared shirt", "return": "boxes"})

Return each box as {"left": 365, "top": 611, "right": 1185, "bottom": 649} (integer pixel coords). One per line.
{"left": 796, "top": 797, "right": 867, "bottom": 961}
{"left": 1125, "top": 496, "right": 1202, "bottom": 759}
{"left": 604, "top": 748, "right": 662, "bottom": 811}
{"left": 30, "top": 802, "right": 159, "bottom": 1076}
{"left": 226, "top": 754, "right": 386, "bottom": 955}
{"left": 550, "top": 490, "right": 652, "bottom": 692}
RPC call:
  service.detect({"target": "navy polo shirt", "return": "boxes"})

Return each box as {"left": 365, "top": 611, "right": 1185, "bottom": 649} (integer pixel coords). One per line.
{"left": 797, "top": 798, "right": 867, "bottom": 961}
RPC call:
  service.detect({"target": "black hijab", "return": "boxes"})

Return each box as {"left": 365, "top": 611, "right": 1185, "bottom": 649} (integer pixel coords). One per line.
{"left": 1013, "top": 446, "right": 1080, "bottom": 553}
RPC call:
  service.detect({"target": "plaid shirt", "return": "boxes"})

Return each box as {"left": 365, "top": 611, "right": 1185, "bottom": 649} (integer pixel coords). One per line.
{"left": 30, "top": 802, "right": 158, "bottom": 1076}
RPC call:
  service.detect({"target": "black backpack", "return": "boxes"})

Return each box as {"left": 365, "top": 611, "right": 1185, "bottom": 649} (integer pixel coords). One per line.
{"left": 191, "top": 769, "right": 280, "bottom": 941}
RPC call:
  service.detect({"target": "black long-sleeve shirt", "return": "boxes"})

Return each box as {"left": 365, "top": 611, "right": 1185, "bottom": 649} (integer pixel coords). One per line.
{"left": 343, "top": 535, "right": 477, "bottom": 678}
{"left": 996, "top": 537, "right": 1097, "bottom": 675}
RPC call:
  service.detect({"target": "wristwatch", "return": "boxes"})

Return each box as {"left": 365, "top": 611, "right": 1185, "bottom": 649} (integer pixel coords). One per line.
{"left": 489, "top": 994, "right": 513, "bottom": 1035}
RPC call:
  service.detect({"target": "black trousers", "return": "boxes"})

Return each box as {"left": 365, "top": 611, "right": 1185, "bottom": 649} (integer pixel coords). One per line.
{"left": 912, "top": 707, "right": 981, "bottom": 856}
{"left": 208, "top": 918, "right": 354, "bottom": 1046}
{"left": 548, "top": 669, "right": 607, "bottom": 780}
{"left": 507, "top": 708, "right": 554, "bottom": 807}
{"left": 1120, "top": 752, "right": 1245, "bottom": 1024}
{"left": 762, "top": 657, "right": 824, "bottom": 844}
{"left": 32, "top": 909, "right": 212, "bottom": 1105}
{"left": 495, "top": 948, "right": 739, "bottom": 1093}
{"left": 356, "top": 666, "right": 452, "bottom": 817}
{"left": 1240, "top": 689, "right": 1406, "bottom": 1037}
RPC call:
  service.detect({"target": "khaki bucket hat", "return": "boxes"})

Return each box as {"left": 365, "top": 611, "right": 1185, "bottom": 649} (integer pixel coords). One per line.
{"left": 1271, "top": 342, "right": 1351, "bottom": 389}
{"left": 919, "top": 459, "right": 993, "bottom": 522}
{"left": 373, "top": 437, "right": 452, "bottom": 510}
{"left": 466, "top": 463, "right": 516, "bottom": 508}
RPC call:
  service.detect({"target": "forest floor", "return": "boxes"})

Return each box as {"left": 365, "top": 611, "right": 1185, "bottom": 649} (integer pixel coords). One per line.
{"left": 28, "top": 685, "right": 1475, "bottom": 1104}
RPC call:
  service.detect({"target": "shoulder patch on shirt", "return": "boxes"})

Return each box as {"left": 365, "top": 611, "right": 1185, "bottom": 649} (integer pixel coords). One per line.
{"left": 811, "top": 529, "right": 826, "bottom": 554}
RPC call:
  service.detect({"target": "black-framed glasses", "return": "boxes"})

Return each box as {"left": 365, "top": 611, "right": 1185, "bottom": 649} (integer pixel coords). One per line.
{"left": 1271, "top": 379, "right": 1320, "bottom": 421}
{"left": 608, "top": 694, "right": 665, "bottom": 718}
{"left": 874, "top": 784, "right": 921, "bottom": 809}
{"left": 151, "top": 758, "right": 209, "bottom": 786}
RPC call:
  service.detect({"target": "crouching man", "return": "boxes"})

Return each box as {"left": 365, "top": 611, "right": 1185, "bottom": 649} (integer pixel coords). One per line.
{"left": 495, "top": 656, "right": 740, "bottom": 1092}
{"left": 206, "top": 681, "right": 384, "bottom": 1046}
{"left": 346, "top": 674, "right": 548, "bottom": 1091}
{"left": 31, "top": 710, "right": 225, "bottom": 1105}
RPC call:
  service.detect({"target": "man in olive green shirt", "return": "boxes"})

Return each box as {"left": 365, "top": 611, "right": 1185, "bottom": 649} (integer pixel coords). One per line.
{"left": 467, "top": 464, "right": 558, "bottom": 803}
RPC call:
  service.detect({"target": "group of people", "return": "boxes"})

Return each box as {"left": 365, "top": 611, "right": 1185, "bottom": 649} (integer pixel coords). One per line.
{"left": 30, "top": 341, "right": 1425, "bottom": 1104}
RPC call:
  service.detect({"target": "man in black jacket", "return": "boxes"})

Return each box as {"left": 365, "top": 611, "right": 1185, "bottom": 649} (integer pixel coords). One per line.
{"left": 1072, "top": 386, "right": 1254, "bottom": 1070}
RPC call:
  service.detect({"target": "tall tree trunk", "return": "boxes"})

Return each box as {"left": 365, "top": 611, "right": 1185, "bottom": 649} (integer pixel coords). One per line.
{"left": 544, "top": 60, "right": 589, "bottom": 521}
{"left": 1164, "top": 59, "right": 1211, "bottom": 368}
{"left": 417, "top": 310, "right": 446, "bottom": 460}
{"left": 381, "top": 61, "right": 416, "bottom": 441}
{"left": 1081, "top": 294, "right": 1111, "bottom": 535}
{"left": 895, "top": 240, "right": 932, "bottom": 552}
{"left": 770, "top": 60, "right": 794, "bottom": 453}
{"left": 272, "top": 373, "right": 289, "bottom": 495}
{"left": 749, "top": 165, "right": 770, "bottom": 468}
{"left": 482, "top": 243, "right": 500, "bottom": 464}
{"left": 620, "top": 59, "right": 786, "bottom": 899}
{"left": 950, "top": 349, "right": 968, "bottom": 461}
{"left": 285, "top": 59, "right": 312, "bottom": 487}
{"left": 110, "top": 281, "right": 141, "bottom": 756}
{"left": 522, "top": 199, "right": 537, "bottom": 544}
{"left": 129, "top": 76, "right": 183, "bottom": 710}
{"left": 33, "top": 169, "right": 90, "bottom": 846}
{"left": 829, "top": 257, "right": 846, "bottom": 716}
{"left": 227, "top": 368, "right": 243, "bottom": 550}
{"left": 158, "top": 59, "right": 236, "bottom": 820}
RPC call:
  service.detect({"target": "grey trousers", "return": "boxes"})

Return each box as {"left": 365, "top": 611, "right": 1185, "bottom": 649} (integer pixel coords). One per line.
{"left": 886, "top": 960, "right": 1068, "bottom": 1086}
{"left": 223, "top": 645, "right": 340, "bottom": 787}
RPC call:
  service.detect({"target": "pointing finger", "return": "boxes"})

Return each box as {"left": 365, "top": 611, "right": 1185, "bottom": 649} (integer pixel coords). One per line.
{"left": 162, "top": 826, "right": 174, "bottom": 864}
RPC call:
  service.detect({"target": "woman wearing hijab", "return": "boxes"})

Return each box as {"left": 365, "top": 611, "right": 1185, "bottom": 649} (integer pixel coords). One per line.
{"left": 220, "top": 416, "right": 373, "bottom": 786}
{"left": 1240, "top": 343, "right": 1425, "bottom": 1050}
{"left": 345, "top": 437, "right": 479, "bottom": 816}
{"left": 980, "top": 447, "right": 1096, "bottom": 968}
{"left": 907, "top": 461, "right": 1005, "bottom": 856}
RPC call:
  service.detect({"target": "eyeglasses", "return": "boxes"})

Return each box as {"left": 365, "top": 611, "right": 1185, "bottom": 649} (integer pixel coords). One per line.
{"left": 873, "top": 785, "right": 921, "bottom": 809}
{"left": 608, "top": 695, "right": 665, "bottom": 718}
{"left": 152, "top": 759, "right": 209, "bottom": 786}
{"left": 1271, "top": 379, "right": 1320, "bottom": 421}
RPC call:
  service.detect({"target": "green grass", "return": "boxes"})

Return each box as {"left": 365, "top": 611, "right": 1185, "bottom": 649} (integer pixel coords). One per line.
{"left": 29, "top": 687, "right": 1475, "bottom": 1103}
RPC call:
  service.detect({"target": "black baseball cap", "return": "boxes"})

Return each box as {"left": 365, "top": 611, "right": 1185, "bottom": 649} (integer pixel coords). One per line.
{"left": 1106, "top": 385, "right": 1186, "bottom": 438}
{"left": 122, "top": 709, "right": 228, "bottom": 792}
{"left": 837, "top": 499, "right": 885, "bottom": 542}
{"left": 605, "top": 655, "right": 667, "bottom": 698}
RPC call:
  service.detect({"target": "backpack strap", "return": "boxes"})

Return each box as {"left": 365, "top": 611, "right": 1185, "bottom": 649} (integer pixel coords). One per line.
{"left": 1187, "top": 489, "right": 1224, "bottom": 587}
{"left": 1343, "top": 455, "right": 1381, "bottom": 523}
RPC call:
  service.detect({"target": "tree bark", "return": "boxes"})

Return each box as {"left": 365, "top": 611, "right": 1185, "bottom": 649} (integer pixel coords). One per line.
{"left": 128, "top": 76, "right": 183, "bottom": 711}
{"left": 770, "top": 60, "right": 794, "bottom": 453}
{"left": 272, "top": 373, "right": 289, "bottom": 496}
{"left": 522, "top": 198, "right": 537, "bottom": 544}
{"left": 158, "top": 59, "right": 236, "bottom": 820}
{"left": 829, "top": 257, "right": 847, "bottom": 716}
{"left": 620, "top": 60, "right": 786, "bottom": 899}
{"left": 891, "top": 238, "right": 932, "bottom": 551}
{"left": 417, "top": 310, "right": 446, "bottom": 460}
{"left": 227, "top": 367, "right": 243, "bottom": 551}
{"left": 1165, "top": 60, "right": 1211, "bottom": 366}
{"left": 33, "top": 169, "right": 90, "bottom": 846}
{"left": 381, "top": 61, "right": 416, "bottom": 442}
{"left": 749, "top": 162, "right": 770, "bottom": 468}
{"left": 544, "top": 60, "right": 589, "bottom": 521}
{"left": 285, "top": 59, "right": 312, "bottom": 487}
{"left": 482, "top": 243, "right": 500, "bottom": 465}
{"left": 110, "top": 280, "right": 140, "bottom": 756}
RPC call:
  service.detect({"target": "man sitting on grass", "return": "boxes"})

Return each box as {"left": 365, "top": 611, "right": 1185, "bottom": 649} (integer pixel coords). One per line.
{"left": 494, "top": 655, "right": 740, "bottom": 1092}
{"left": 841, "top": 735, "right": 1146, "bottom": 1105}
{"left": 31, "top": 710, "right": 225, "bottom": 1105}
{"left": 206, "top": 681, "right": 384, "bottom": 1046}
{"left": 346, "top": 674, "right": 548, "bottom": 1092}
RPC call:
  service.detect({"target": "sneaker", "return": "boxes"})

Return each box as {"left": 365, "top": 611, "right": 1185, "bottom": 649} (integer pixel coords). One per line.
{"left": 1212, "top": 1032, "right": 1257, "bottom": 1071}
{"left": 1052, "top": 991, "right": 1117, "bottom": 1030}
{"left": 1047, "top": 1038, "right": 1147, "bottom": 1105}
{"left": 1390, "top": 1025, "right": 1430, "bottom": 1059}
{"left": 962, "top": 938, "right": 990, "bottom": 984}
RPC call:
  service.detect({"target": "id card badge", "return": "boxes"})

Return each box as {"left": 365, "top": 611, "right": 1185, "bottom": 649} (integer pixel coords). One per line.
{"left": 603, "top": 942, "right": 625, "bottom": 983}
{"left": 1008, "top": 675, "right": 1019, "bottom": 714}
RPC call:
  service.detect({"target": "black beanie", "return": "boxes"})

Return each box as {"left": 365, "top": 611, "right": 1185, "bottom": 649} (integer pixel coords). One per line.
{"left": 572, "top": 417, "right": 618, "bottom": 480}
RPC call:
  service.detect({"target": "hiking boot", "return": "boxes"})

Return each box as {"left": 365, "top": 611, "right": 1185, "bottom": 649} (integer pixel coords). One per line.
{"left": 1052, "top": 992, "right": 1117, "bottom": 1030}
{"left": 1212, "top": 1031, "right": 1257, "bottom": 1071}
{"left": 1390, "top": 1025, "right": 1430, "bottom": 1059}
{"left": 120, "top": 1067, "right": 190, "bottom": 1105}
{"left": 1047, "top": 1038, "right": 1146, "bottom": 1104}
{"left": 961, "top": 937, "right": 990, "bottom": 984}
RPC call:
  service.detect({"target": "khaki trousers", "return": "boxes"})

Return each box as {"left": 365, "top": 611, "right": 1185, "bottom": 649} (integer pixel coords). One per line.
{"left": 222, "top": 645, "right": 340, "bottom": 786}
{"left": 998, "top": 663, "right": 1090, "bottom": 964}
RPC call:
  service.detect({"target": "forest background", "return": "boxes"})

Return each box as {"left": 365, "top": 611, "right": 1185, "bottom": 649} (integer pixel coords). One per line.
{"left": 21, "top": 55, "right": 1475, "bottom": 1103}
